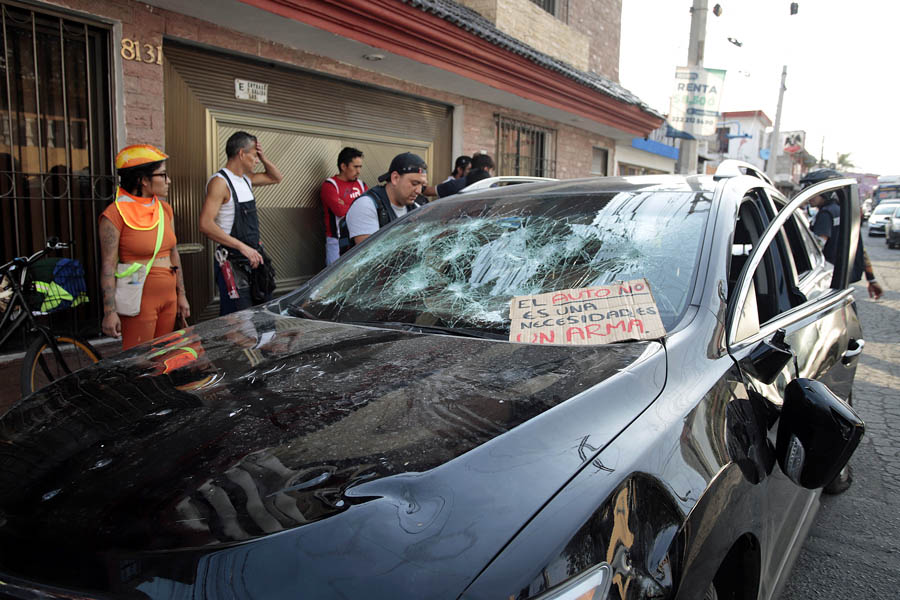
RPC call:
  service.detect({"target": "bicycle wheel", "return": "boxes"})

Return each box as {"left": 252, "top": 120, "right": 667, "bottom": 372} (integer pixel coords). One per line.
{"left": 21, "top": 334, "right": 102, "bottom": 396}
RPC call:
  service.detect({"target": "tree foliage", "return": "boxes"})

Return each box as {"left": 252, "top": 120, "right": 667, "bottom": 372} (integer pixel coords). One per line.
{"left": 817, "top": 152, "right": 855, "bottom": 171}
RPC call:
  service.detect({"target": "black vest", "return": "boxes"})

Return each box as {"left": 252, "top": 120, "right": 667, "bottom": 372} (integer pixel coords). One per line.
{"left": 219, "top": 169, "right": 260, "bottom": 257}
{"left": 340, "top": 186, "right": 414, "bottom": 255}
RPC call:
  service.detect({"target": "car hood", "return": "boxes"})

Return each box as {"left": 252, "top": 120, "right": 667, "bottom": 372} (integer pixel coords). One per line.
{"left": 0, "top": 307, "right": 666, "bottom": 598}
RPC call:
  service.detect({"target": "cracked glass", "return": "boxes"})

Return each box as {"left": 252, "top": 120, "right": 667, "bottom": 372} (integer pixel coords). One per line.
{"left": 290, "top": 189, "right": 712, "bottom": 335}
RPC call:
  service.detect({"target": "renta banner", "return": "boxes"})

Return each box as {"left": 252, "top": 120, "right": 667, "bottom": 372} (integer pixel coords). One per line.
{"left": 668, "top": 67, "right": 726, "bottom": 137}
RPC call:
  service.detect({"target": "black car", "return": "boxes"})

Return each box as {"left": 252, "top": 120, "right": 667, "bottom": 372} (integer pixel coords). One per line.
{"left": 0, "top": 161, "right": 865, "bottom": 600}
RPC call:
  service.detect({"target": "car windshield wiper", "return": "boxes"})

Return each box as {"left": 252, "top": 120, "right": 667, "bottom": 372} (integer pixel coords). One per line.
{"left": 342, "top": 321, "right": 505, "bottom": 340}
{"left": 287, "top": 305, "right": 320, "bottom": 320}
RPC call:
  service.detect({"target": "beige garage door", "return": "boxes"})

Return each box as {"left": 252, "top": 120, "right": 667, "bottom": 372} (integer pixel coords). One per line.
{"left": 164, "top": 42, "right": 451, "bottom": 320}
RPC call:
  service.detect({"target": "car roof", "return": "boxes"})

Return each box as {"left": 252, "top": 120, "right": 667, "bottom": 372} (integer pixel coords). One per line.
{"left": 458, "top": 176, "right": 558, "bottom": 193}
{"left": 452, "top": 174, "right": 720, "bottom": 198}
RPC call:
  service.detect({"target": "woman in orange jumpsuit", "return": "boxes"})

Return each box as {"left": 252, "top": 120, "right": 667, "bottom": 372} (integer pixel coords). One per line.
{"left": 99, "top": 145, "right": 190, "bottom": 350}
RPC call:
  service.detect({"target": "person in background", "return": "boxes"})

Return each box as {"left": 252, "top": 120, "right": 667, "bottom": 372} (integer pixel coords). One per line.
{"left": 320, "top": 147, "right": 367, "bottom": 265}
{"left": 200, "top": 131, "right": 283, "bottom": 315}
{"left": 424, "top": 153, "right": 495, "bottom": 199}
{"left": 345, "top": 152, "right": 427, "bottom": 247}
{"left": 464, "top": 153, "right": 495, "bottom": 186}
{"left": 442, "top": 155, "right": 471, "bottom": 183}
{"left": 99, "top": 144, "right": 190, "bottom": 350}
{"left": 800, "top": 168, "right": 882, "bottom": 300}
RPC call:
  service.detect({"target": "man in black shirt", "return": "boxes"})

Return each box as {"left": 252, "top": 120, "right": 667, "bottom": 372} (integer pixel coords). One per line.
{"left": 801, "top": 168, "right": 882, "bottom": 299}
{"left": 425, "top": 153, "right": 495, "bottom": 199}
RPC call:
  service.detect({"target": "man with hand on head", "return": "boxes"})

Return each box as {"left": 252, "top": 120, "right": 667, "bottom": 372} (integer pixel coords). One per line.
{"left": 200, "top": 131, "right": 283, "bottom": 315}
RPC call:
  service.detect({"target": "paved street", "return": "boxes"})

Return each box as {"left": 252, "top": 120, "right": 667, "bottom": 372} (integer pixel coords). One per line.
{"left": 781, "top": 229, "right": 900, "bottom": 598}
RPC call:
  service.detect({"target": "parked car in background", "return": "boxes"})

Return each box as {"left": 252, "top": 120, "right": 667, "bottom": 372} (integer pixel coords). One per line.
{"left": 0, "top": 162, "right": 865, "bottom": 600}
{"left": 866, "top": 200, "right": 900, "bottom": 236}
{"left": 458, "top": 175, "right": 558, "bottom": 194}
{"left": 862, "top": 197, "right": 874, "bottom": 220}
{"left": 885, "top": 205, "right": 900, "bottom": 249}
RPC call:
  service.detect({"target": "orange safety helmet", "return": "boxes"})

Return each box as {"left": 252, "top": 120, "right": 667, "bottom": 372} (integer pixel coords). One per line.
{"left": 115, "top": 144, "right": 168, "bottom": 171}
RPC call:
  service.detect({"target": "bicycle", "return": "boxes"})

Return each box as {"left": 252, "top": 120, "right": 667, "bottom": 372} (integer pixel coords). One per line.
{"left": 0, "top": 238, "right": 102, "bottom": 396}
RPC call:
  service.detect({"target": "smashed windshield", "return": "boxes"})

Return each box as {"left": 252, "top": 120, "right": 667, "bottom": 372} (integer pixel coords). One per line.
{"left": 291, "top": 189, "right": 711, "bottom": 335}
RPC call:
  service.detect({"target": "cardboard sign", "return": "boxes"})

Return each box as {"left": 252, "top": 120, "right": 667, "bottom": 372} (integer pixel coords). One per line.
{"left": 509, "top": 279, "right": 666, "bottom": 346}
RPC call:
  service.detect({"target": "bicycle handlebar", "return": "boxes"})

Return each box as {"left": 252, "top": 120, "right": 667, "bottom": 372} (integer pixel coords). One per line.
{"left": 46, "top": 237, "right": 71, "bottom": 251}
{"left": 0, "top": 238, "right": 74, "bottom": 273}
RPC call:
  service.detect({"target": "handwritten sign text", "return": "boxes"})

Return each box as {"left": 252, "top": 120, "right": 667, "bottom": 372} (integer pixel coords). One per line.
{"left": 509, "top": 279, "right": 666, "bottom": 346}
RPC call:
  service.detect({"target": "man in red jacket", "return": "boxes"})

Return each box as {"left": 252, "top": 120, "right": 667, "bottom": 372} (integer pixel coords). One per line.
{"left": 321, "top": 147, "right": 367, "bottom": 265}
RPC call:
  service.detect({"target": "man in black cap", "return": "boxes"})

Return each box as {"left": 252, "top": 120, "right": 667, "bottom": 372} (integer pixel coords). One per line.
{"left": 424, "top": 152, "right": 495, "bottom": 199}
{"left": 345, "top": 152, "right": 427, "bottom": 247}
{"left": 442, "top": 155, "right": 472, "bottom": 183}
{"left": 800, "top": 168, "right": 882, "bottom": 300}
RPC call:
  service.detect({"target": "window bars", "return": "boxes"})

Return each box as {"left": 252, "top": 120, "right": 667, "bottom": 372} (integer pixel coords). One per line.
{"left": 0, "top": 1, "right": 115, "bottom": 339}
{"left": 528, "top": 0, "right": 568, "bottom": 22}
{"left": 496, "top": 116, "right": 557, "bottom": 178}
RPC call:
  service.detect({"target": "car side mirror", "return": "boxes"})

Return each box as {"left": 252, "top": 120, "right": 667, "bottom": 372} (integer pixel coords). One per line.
{"left": 742, "top": 329, "right": 793, "bottom": 385}
{"left": 776, "top": 378, "right": 864, "bottom": 489}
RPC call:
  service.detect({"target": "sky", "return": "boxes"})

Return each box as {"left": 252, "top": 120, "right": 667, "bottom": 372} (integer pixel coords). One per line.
{"left": 619, "top": 0, "right": 900, "bottom": 175}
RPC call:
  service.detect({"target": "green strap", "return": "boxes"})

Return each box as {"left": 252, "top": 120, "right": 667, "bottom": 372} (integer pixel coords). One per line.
{"left": 149, "top": 346, "right": 197, "bottom": 359}
{"left": 115, "top": 205, "right": 165, "bottom": 279}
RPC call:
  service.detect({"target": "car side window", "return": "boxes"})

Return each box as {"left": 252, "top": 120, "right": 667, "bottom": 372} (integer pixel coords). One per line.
{"left": 733, "top": 200, "right": 805, "bottom": 341}
{"left": 728, "top": 199, "right": 767, "bottom": 300}
{"left": 794, "top": 211, "right": 825, "bottom": 270}
{"left": 781, "top": 214, "right": 812, "bottom": 278}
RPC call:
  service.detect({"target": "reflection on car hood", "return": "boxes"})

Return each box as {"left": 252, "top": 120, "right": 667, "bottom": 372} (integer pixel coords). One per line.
{"left": 0, "top": 307, "right": 665, "bottom": 597}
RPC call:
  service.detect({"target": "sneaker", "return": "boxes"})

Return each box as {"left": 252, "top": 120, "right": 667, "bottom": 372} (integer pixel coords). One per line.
{"left": 823, "top": 464, "right": 852, "bottom": 495}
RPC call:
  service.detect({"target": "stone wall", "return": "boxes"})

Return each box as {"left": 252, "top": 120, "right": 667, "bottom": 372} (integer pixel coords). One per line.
{"left": 460, "top": 0, "right": 622, "bottom": 81}
{"left": 568, "top": 0, "right": 622, "bottom": 81}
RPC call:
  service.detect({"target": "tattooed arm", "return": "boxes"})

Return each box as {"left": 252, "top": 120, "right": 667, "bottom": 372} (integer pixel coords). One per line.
{"left": 99, "top": 217, "right": 122, "bottom": 338}
{"left": 169, "top": 227, "right": 191, "bottom": 324}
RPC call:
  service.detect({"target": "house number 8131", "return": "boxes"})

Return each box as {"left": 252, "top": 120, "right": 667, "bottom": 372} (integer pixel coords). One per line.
{"left": 121, "top": 39, "right": 162, "bottom": 65}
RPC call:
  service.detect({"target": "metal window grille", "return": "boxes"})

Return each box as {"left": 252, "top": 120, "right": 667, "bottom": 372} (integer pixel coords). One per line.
{"left": 496, "top": 116, "right": 557, "bottom": 178}
{"left": 529, "top": 0, "right": 568, "bottom": 21}
{"left": 0, "top": 1, "right": 115, "bottom": 342}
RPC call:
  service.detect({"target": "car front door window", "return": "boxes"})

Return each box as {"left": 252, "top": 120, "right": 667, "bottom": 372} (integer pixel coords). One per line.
{"left": 728, "top": 179, "right": 859, "bottom": 346}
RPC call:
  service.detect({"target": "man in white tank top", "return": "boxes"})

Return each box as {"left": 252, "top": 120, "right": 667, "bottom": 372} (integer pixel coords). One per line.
{"left": 200, "top": 131, "right": 283, "bottom": 314}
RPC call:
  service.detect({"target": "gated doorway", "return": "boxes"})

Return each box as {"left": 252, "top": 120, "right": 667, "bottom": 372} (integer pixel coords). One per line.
{"left": 0, "top": 1, "right": 115, "bottom": 345}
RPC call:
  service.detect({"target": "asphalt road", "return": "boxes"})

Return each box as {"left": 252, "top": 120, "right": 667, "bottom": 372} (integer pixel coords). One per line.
{"left": 780, "top": 227, "right": 900, "bottom": 598}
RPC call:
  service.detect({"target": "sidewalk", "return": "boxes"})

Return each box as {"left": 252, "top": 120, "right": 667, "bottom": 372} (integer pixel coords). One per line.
{"left": 0, "top": 337, "right": 122, "bottom": 415}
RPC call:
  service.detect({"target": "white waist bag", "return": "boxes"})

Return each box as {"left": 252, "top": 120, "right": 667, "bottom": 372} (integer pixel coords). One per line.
{"left": 114, "top": 206, "right": 164, "bottom": 316}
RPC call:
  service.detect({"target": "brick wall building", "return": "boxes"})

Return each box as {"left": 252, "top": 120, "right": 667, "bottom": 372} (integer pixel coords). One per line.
{"left": 0, "top": 0, "right": 662, "bottom": 325}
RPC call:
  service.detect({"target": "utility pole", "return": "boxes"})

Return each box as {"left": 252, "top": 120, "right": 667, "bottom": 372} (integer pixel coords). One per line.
{"left": 678, "top": 0, "right": 708, "bottom": 174}
{"left": 766, "top": 65, "right": 787, "bottom": 179}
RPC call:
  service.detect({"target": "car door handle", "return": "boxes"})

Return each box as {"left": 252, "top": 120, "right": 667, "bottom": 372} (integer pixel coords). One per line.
{"left": 843, "top": 339, "right": 865, "bottom": 363}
